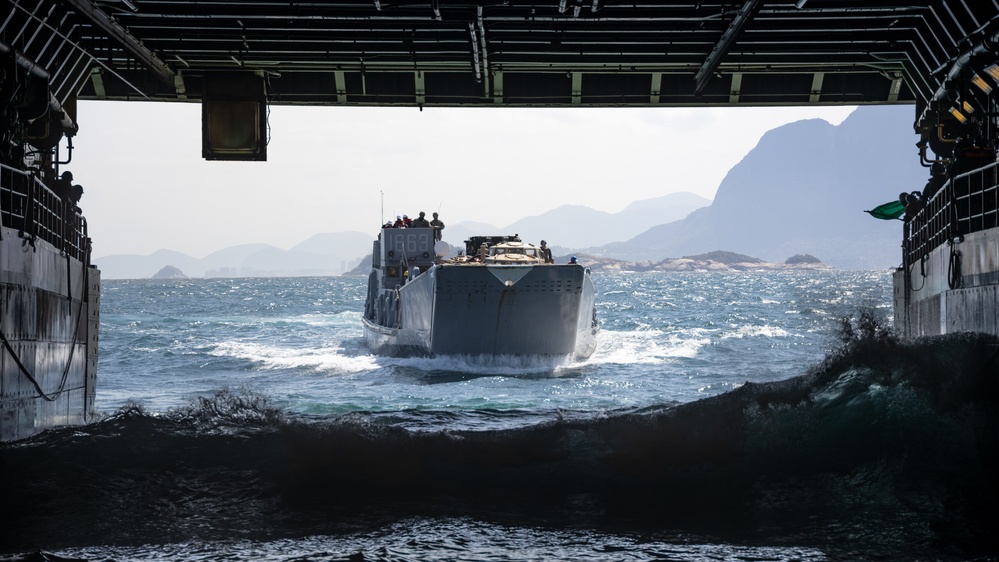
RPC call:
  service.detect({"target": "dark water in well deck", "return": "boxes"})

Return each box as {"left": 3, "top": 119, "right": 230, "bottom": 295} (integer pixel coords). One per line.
{"left": 2, "top": 272, "right": 996, "bottom": 561}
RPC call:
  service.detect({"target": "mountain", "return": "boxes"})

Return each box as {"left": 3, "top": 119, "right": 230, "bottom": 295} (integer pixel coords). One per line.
{"left": 200, "top": 244, "right": 277, "bottom": 272}
{"left": 592, "top": 105, "right": 922, "bottom": 269}
{"left": 616, "top": 192, "right": 713, "bottom": 230}
{"left": 435, "top": 192, "right": 709, "bottom": 255}
{"left": 203, "top": 246, "right": 345, "bottom": 278}
{"left": 504, "top": 193, "right": 710, "bottom": 248}
{"left": 291, "top": 231, "right": 376, "bottom": 258}
{"left": 95, "top": 232, "right": 374, "bottom": 279}
{"left": 92, "top": 249, "right": 202, "bottom": 280}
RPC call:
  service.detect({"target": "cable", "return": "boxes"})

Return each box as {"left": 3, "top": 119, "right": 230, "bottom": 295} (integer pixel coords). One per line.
{"left": 948, "top": 248, "right": 962, "bottom": 290}
{"left": 0, "top": 251, "right": 88, "bottom": 401}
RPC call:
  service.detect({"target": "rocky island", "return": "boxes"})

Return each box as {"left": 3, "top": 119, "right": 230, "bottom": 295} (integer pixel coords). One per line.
{"left": 151, "top": 265, "right": 189, "bottom": 279}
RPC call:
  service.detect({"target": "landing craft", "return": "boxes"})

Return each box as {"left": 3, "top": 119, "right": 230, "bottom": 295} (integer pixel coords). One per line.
{"left": 362, "top": 228, "right": 598, "bottom": 358}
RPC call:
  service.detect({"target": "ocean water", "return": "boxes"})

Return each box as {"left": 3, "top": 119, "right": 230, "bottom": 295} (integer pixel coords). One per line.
{"left": 2, "top": 271, "right": 997, "bottom": 561}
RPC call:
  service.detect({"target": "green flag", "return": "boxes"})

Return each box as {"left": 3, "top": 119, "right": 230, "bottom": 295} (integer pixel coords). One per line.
{"left": 864, "top": 200, "right": 905, "bottom": 220}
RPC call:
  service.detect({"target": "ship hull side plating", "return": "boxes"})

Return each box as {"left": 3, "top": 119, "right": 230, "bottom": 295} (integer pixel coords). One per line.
{"left": 894, "top": 225, "right": 999, "bottom": 336}
{"left": 0, "top": 228, "right": 101, "bottom": 441}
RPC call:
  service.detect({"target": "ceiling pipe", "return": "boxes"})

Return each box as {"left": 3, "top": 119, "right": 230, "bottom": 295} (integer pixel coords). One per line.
{"left": 0, "top": 41, "right": 77, "bottom": 134}
{"left": 920, "top": 26, "right": 999, "bottom": 126}
{"left": 0, "top": 40, "right": 51, "bottom": 81}
{"left": 694, "top": 0, "right": 761, "bottom": 95}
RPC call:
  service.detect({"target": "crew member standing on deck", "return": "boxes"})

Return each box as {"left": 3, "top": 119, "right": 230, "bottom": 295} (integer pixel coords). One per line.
{"left": 49, "top": 171, "right": 73, "bottom": 201}
{"left": 48, "top": 171, "right": 82, "bottom": 252}
{"left": 539, "top": 240, "right": 554, "bottom": 263}
{"left": 69, "top": 182, "right": 83, "bottom": 211}
{"left": 430, "top": 212, "right": 445, "bottom": 241}
{"left": 412, "top": 211, "right": 430, "bottom": 228}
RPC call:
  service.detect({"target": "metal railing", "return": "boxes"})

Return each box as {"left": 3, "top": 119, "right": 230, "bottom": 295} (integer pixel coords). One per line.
{"left": 904, "top": 161, "right": 999, "bottom": 267}
{"left": 1, "top": 163, "right": 91, "bottom": 262}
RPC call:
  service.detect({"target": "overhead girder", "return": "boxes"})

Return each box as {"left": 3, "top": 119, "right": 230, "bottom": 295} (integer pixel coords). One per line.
{"left": 61, "top": 0, "right": 175, "bottom": 86}
{"left": 694, "top": 0, "right": 761, "bottom": 94}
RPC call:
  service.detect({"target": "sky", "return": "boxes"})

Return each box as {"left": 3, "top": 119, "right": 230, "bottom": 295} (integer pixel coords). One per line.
{"left": 70, "top": 101, "right": 858, "bottom": 258}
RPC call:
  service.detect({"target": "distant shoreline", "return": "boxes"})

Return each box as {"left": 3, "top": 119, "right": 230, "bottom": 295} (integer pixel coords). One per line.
{"left": 580, "top": 258, "right": 834, "bottom": 273}
{"left": 342, "top": 250, "right": 834, "bottom": 276}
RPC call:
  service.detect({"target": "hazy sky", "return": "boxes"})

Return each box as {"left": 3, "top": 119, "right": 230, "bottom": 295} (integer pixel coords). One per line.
{"left": 70, "top": 101, "right": 859, "bottom": 258}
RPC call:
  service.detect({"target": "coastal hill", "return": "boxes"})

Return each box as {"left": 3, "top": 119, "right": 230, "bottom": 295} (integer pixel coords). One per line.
{"left": 590, "top": 105, "right": 923, "bottom": 270}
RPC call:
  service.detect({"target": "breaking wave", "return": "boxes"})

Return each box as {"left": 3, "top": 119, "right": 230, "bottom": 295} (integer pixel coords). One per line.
{"left": 2, "top": 331, "right": 997, "bottom": 561}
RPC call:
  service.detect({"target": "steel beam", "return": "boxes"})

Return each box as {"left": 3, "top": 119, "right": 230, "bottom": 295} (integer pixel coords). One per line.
{"left": 61, "top": 0, "right": 175, "bottom": 87}
{"left": 694, "top": 0, "right": 762, "bottom": 95}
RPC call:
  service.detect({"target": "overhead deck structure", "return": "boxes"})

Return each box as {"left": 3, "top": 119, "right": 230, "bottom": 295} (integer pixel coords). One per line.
{"left": 7, "top": 0, "right": 992, "bottom": 110}
{"left": 4, "top": 2, "right": 997, "bottom": 157}
{"left": 1, "top": 1, "right": 998, "bottom": 440}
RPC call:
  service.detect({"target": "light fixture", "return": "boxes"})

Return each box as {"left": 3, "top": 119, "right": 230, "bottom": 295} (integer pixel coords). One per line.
{"left": 985, "top": 64, "right": 999, "bottom": 84}
{"left": 949, "top": 107, "right": 968, "bottom": 124}
{"left": 971, "top": 72, "right": 992, "bottom": 94}
{"left": 962, "top": 100, "right": 975, "bottom": 115}
{"left": 795, "top": 0, "right": 808, "bottom": 8}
